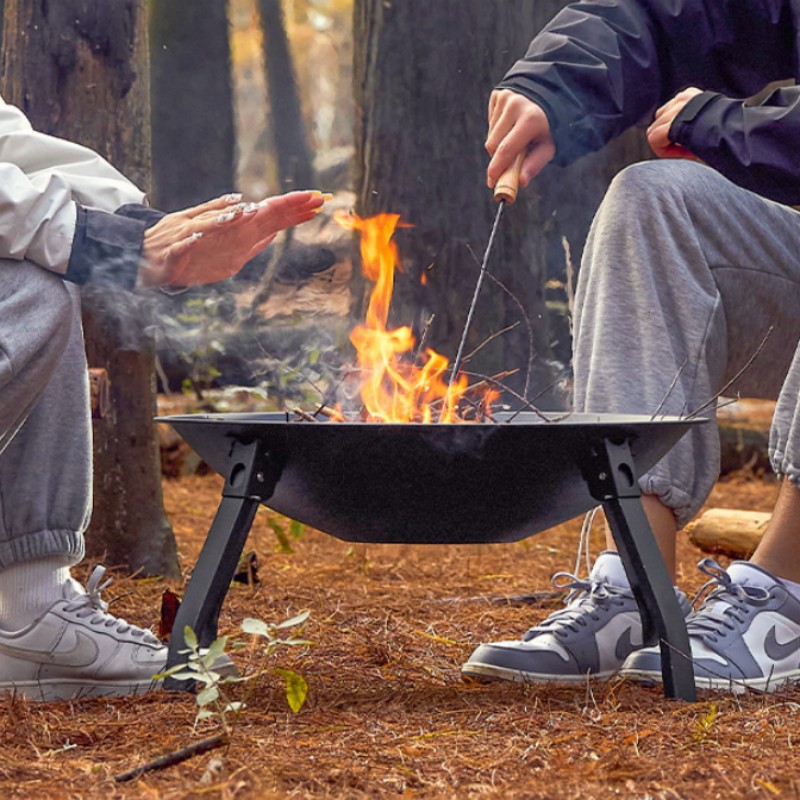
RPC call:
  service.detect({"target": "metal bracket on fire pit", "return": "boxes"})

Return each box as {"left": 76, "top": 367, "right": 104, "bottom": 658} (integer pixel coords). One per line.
{"left": 164, "top": 439, "right": 284, "bottom": 691}
{"left": 582, "top": 437, "right": 696, "bottom": 702}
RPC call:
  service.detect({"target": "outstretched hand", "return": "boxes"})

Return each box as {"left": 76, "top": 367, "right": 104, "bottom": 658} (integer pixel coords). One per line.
{"left": 485, "top": 89, "right": 555, "bottom": 191}
{"left": 139, "top": 190, "right": 328, "bottom": 288}
{"left": 647, "top": 87, "right": 703, "bottom": 160}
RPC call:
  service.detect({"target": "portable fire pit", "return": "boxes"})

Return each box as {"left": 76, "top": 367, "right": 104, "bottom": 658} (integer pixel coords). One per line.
{"left": 159, "top": 410, "right": 705, "bottom": 701}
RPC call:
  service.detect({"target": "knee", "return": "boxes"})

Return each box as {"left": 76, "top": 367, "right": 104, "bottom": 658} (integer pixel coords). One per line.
{"left": 603, "top": 159, "right": 720, "bottom": 219}
{"left": 0, "top": 262, "right": 78, "bottom": 369}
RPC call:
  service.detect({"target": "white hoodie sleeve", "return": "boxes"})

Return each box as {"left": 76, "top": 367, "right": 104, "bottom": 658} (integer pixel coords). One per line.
{"left": 0, "top": 96, "right": 146, "bottom": 276}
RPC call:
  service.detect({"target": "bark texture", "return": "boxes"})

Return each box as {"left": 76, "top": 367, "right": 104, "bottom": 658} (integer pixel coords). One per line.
{"left": 1, "top": 0, "right": 180, "bottom": 577}
{"left": 353, "top": 0, "right": 652, "bottom": 402}
{"left": 150, "top": 0, "right": 236, "bottom": 210}
{"left": 259, "top": 0, "right": 315, "bottom": 191}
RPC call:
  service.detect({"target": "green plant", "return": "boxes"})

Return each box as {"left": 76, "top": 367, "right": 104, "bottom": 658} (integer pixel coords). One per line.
{"left": 267, "top": 515, "right": 306, "bottom": 553}
{"left": 157, "top": 610, "right": 312, "bottom": 737}
{"left": 176, "top": 296, "right": 227, "bottom": 396}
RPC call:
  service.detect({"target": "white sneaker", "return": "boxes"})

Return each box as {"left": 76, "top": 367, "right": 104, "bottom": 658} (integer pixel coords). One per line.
{"left": 462, "top": 551, "right": 692, "bottom": 684}
{"left": 621, "top": 559, "right": 800, "bottom": 693}
{"left": 0, "top": 566, "right": 167, "bottom": 701}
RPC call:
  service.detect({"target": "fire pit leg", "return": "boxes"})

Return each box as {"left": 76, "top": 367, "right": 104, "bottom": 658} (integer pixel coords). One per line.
{"left": 584, "top": 438, "right": 696, "bottom": 702}
{"left": 165, "top": 439, "right": 283, "bottom": 692}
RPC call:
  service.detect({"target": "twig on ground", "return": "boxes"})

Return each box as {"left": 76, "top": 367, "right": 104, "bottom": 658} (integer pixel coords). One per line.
{"left": 433, "top": 590, "right": 563, "bottom": 606}
{"left": 113, "top": 733, "right": 228, "bottom": 783}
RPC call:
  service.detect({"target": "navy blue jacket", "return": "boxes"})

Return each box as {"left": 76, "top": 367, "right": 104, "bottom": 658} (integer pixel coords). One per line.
{"left": 499, "top": 0, "right": 800, "bottom": 204}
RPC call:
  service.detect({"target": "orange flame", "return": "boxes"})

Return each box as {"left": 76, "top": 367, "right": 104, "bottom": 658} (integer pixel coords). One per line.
{"left": 335, "top": 211, "right": 494, "bottom": 423}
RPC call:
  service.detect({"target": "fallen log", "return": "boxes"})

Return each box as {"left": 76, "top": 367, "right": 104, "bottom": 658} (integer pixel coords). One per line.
{"left": 686, "top": 508, "right": 771, "bottom": 559}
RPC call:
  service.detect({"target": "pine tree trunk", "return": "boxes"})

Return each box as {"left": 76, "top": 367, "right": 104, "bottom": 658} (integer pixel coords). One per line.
{"left": 353, "top": 0, "right": 652, "bottom": 403}
{"left": 150, "top": 0, "right": 236, "bottom": 210}
{"left": 259, "top": 0, "right": 315, "bottom": 191}
{"left": 0, "top": 0, "right": 180, "bottom": 577}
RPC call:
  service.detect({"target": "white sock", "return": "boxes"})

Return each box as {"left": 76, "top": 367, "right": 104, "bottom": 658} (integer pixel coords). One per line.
{"left": 0, "top": 558, "right": 72, "bottom": 630}
{"left": 591, "top": 551, "right": 683, "bottom": 596}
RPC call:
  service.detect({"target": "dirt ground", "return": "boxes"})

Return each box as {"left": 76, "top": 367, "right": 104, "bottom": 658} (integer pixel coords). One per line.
{"left": 2, "top": 408, "right": 799, "bottom": 799}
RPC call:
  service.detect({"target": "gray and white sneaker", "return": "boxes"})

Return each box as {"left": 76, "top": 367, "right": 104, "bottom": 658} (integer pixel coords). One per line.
{"left": 0, "top": 566, "right": 167, "bottom": 701}
{"left": 621, "top": 558, "right": 800, "bottom": 693}
{"left": 462, "top": 552, "right": 691, "bottom": 684}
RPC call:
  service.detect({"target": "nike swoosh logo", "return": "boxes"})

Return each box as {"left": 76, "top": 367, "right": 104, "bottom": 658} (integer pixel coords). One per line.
{"left": 764, "top": 626, "right": 800, "bottom": 661}
{"left": 0, "top": 629, "right": 99, "bottom": 668}
{"left": 615, "top": 626, "right": 635, "bottom": 662}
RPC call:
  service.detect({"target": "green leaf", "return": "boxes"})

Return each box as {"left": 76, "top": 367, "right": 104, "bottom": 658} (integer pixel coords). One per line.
{"left": 202, "top": 636, "right": 228, "bottom": 666}
{"left": 197, "top": 685, "right": 220, "bottom": 706}
{"left": 277, "top": 610, "right": 311, "bottom": 630}
{"left": 153, "top": 668, "right": 197, "bottom": 681}
{"left": 241, "top": 617, "right": 273, "bottom": 638}
{"left": 275, "top": 668, "right": 308, "bottom": 713}
{"left": 289, "top": 519, "right": 305, "bottom": 540}
{"left": 196, "top": 708, "right": 216, "bottom": 720}
{"left": 225, "top": 702, "right": 246, "bottom": 714}
{"left": 184, "top": 626, "right": 199, "bottom": 651}
{"left": 268, "top": 519, "right": 294, "bottom": 553}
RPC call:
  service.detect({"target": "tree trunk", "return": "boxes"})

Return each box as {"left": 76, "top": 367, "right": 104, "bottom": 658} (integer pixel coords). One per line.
{"left": 150, "top": 0, "right": 236, "bottom": 210}
{"left": 1, "top": 0, "right": 180, "bottom": 577}
{"left": 353, "top": 0, "right": 652, "bottom": 404}
{"left": 259, "top": 0, "right": 315, "bottom": 191}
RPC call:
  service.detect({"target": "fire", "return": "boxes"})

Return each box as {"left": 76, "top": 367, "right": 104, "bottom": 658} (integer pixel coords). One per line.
{"left": 335, "top": 211, "right": 496, "bottom": 423}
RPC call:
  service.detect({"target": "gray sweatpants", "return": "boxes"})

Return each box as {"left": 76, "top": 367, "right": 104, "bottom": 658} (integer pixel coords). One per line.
{"left": 0, "top": 260, "right": 90, "bottom": 569}
{"left": 573, "top": 160, "right": 800, "bottom": 528}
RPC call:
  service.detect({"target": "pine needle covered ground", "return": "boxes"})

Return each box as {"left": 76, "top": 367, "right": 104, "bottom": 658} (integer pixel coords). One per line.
{"left": 1, "top": 460, "right": 796, "bottom": 799}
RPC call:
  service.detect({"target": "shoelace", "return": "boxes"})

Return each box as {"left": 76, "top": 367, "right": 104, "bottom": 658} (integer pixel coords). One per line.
{"left": 686, "top": 558, "right": 771, "bottom": 642}
{"left": 62, "top": 566, "right": 161, "bottom": 645}
{"left": 522, "top": 572, "right": 633, "bottom": 641}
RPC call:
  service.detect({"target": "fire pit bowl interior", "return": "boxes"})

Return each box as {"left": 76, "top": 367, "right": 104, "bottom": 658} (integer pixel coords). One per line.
{"left": 160, "top": 411, "right": 701, "bottom": 545}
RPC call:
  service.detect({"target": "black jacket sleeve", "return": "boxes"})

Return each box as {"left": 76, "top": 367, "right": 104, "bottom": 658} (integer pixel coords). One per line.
{"left": 499, "top": 0, "right": 796, "bottom": 167}
{"left": 64, "top": 203, "right": 166, "bottom": 289}
{"left": 670, "top": 87, "right": 800, "bottom": 205}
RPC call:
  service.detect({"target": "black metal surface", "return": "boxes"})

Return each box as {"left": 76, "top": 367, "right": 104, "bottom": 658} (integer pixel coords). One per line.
{"left": 160, "top": 410, "right": 705, "bottom": 701}
{"left": 158, "top": 411, "right": 702, "bottom": 545}
{"left": 585, "top": 438, "right": 696, "bottom": 701}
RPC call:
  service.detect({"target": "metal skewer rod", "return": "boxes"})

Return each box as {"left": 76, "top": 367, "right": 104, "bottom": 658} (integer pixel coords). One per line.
{"left": 445, "top": 154, "right": 524, "bottom": 408}
{"left": 447, "top": 200, "right": 505, "bottom": 397}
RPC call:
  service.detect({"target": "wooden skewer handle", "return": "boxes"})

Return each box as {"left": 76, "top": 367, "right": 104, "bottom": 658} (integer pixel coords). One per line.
{"left": 493, "top": 153, "right": 524, "bottom": 204}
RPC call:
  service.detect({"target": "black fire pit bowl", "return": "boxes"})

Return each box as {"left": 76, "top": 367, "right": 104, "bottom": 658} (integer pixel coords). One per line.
{"left": 161, "top": 411, "right": 699, "bottom": 544}
{"left": 159, "top": 410, "right": 705, "bottom": 702}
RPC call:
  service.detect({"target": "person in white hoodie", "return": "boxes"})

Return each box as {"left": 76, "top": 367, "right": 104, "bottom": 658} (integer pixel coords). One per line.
{"left": 0, "top": 96, "right": 325, "bottom": 701}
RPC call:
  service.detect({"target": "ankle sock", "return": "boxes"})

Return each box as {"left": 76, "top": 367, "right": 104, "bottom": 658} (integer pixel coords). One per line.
{"left": 0, "top": 558, "right": 72, "bottom": 630}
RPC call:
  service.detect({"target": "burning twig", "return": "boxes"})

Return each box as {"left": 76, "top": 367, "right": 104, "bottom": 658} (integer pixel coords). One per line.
{"left": 461, "top": 321, "right": 521, "bottom": 365}
{"left": 291, "top": 407, "right": 318, "bottom": 422}
{"left": 562, "top": 235, "right": 576, "bottom": 337}
{"left": 465, "top": 243, "right": 538, "bottom": 404}
{"left": 686, "top": 326, "right": 774, "bottom": 421}
{"left": 650, "top": 357, "right": 689, "bottom": 420}
{"left": 412, "top": 313, "right": 436, "bottom": 367}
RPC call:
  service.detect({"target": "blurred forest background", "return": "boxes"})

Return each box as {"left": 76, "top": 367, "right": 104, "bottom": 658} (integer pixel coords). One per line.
{"left": 0, "top": 0, "right": 651, "bottom": 573}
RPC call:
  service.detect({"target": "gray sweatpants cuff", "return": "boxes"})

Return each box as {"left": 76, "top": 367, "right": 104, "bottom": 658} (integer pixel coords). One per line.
{"left": 0, "top": 529, "right": 85, "bottom": 571}
{"left": 639, "top": 474, "right": 697, "bottom": 530}
{"left": 770, "top": 448, "right": 800, "bottom": 491}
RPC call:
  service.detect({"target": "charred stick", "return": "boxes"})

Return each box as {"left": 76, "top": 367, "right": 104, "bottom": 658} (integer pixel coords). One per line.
{"left": 113, "top": 733, "right": 228, "bottom": 783}
{"left": 291, "top": 407, "right": 318, "bottom": 422}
